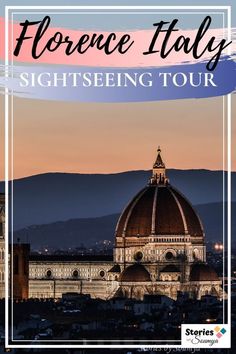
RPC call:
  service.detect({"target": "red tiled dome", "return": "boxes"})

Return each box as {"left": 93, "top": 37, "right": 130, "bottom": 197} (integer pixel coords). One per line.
{"left": 120, "top": 264, "right": 151, "bottom": 282}
{"left": 115, "top": 184, "right": 204, "bottom": 238}
{"left": 190, "top": 263, "right": 219, "bottom": 281}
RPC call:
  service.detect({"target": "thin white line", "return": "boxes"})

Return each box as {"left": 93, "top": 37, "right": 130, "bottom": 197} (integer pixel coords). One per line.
{"left": 227, "top": 7, "right": 232, "bottom": 56}
{"left": 7, "top": 346, "right": 185, "bottom": 349}
{"left": 222, "top": 12, "right": 225, "bottom": 325}
{"left": 11, "top": 11, "right": 225, "bottom": 14}
{"left": 4, "top": 5, "right": 9, "bottom": 349}
{"left": 6, "top": 4, "right": 232, "bottom": 349}
{"left": 227, "top": 6, "right": 231, "bottom": 345}
{"left": 13, "top": 340, "right": 181, "bottom": 342}
{"left": 227, "top": 93, "right": 231, "bottom": 342}
{"left": 223, "top": 94, "right": 225, "bottom": 324}
{"left": 11, "top": 11, "right": 14, "bottom": 343}
{"left": 5, "top": 6, "right": 231, "bottom": 10}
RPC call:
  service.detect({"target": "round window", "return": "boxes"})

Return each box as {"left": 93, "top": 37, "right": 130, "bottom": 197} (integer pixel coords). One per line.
{"left": 100, "top": 270, "right": 105, "bottom": 278}
{"left": 134, "top": 251, "right": 143, "bottom": 262}
{"left": 165, "top": 251, "right": 174, "bottom": 260}
{"left": 46, "top": 270, "right": 52, "bottom": 278}
{"left": 72, "top": 270, "right": 79, "bottom": 278}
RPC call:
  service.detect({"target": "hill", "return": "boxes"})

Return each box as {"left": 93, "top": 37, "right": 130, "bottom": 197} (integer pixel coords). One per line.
{"left": 13, "top": 202, "right": 235, "bottom": 249}
{"left": 1, "top": 169, "right": 234, "bottom": 230}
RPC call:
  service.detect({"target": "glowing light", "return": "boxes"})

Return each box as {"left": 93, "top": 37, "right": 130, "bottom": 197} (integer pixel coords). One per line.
{"left": 206, "top": 318, "right": 217, "bottom": 323}
{"left": 214, "top": 243, "right": 223, "bottom": 251}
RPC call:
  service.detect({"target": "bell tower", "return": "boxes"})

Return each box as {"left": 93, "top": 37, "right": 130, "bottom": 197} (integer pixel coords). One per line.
{"left": 12, "top": 242, "right": 30, "bottom": 300}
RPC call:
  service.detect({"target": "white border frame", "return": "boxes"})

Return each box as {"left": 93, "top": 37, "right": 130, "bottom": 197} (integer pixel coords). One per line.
{"left": 4, "top": 5, "right": 232, "bottom": 349}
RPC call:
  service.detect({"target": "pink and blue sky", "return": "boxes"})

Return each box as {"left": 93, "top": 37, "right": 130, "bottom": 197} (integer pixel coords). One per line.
{"left": 0, "top": 1, "right": 235, "bottom": 179}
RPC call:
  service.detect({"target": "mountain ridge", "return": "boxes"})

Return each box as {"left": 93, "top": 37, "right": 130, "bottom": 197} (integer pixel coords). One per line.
{"left": 1, "top": 168, "right": 230, "bottom": 183}
{"left": 13, "top": 202, "right": 235, "bottom": 249}
{"left": 0, "top": 169, "right": 234, "bottom": 230}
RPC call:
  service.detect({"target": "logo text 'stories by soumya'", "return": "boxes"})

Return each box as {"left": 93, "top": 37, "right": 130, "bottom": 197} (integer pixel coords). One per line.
{"left": 181, "top": 324, "right": 230, "bottom": 348}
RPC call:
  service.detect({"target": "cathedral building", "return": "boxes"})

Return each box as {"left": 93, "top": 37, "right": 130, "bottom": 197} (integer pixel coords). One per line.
{"left": 0, "top": 149, "right": 224, "bottom": 301}
{"left": 113, "top": 148, "right": 223, "bottom": 300}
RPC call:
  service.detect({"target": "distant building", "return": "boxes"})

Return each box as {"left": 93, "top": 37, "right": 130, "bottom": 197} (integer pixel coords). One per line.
{"left": 0, "top": 149, "right": 225, "bottom": 301}
{"left": 0, "top": 192, "right": 30, "bottom": 300}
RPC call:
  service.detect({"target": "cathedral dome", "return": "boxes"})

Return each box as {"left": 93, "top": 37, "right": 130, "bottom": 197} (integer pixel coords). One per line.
{"left": 190, "top": 263, "right": 219, "bottom": 281}
{"left": 115, "top": 148, "right": 204, "bottom": 240}
{"left": 120, "top": 264, "right": 151, "bottom": 282}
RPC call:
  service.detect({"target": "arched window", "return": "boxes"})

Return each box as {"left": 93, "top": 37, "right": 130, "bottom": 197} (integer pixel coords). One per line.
{"left": 99, "top": 270, "right": 105, "bottom": 278}
{"left": 46, "top": 269, "right": 52, "bottom": 278}
{"left": 193, "top": 249, "right": 199, "bottom": 260}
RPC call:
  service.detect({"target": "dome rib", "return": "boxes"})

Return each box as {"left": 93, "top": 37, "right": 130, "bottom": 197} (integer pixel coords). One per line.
{"left": 115, "top": 180, "right": 204, "bottom": 239}
{"left": 151, "top": 186, "right": 158, "bottom": 234}
{"left": 171, "top": 186, "right": 204, "bottom": 237}
{"left": 169, "top": 187, "right": 188, "bottom": 234}
{"left": 154, "top": 186, "right": 185, "bottom": 235}
{"left": 123, "top": 187, "right": 150, "bottom": 236}
{"left": 125, "top": 187, "right": 155, "bottom": 237}
{"left": 115, "top": 187, "right": 147, "bottom": 236}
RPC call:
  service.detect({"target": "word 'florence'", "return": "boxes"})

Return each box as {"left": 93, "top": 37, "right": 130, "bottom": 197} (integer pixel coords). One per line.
{"left": 14, "top": 16, "right": 231, "bottom": 71}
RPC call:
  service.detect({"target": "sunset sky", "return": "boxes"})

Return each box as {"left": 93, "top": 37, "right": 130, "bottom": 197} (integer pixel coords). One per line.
{"left": 0, "top": 0, "right": 235, "bottom": 180}
{"left": 0, "top": 95, "right": 235, "bottom": 180}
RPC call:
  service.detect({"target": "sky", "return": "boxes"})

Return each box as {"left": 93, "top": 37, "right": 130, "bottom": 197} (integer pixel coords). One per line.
{"left": 0, "top": 94, "right": 235, "bottom": 180}
{"left": 0, "top": 0, "right": 235, "bottom": 179}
